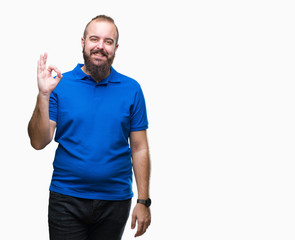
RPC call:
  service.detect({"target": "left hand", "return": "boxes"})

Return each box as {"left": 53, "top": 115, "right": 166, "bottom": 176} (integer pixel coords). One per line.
{"left": 131, "top": 203, "right": 151, "bottom": 237}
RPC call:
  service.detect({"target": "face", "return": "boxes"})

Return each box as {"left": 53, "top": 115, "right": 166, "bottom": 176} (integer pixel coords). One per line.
{"left": 82, "top": 20, "right": 119, "bottom": 80}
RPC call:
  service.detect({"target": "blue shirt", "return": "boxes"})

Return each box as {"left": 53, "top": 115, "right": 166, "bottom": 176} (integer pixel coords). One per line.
{"left": 48, "top": 64, "right": 148, "bottom": 200}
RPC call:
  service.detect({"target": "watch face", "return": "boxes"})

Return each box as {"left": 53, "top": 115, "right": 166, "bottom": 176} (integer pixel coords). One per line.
{"left": 137, "top": 198, "right": 152, "bottom": 207}
{"left": 146, "top": 198, "right": 151, "bottom": 207}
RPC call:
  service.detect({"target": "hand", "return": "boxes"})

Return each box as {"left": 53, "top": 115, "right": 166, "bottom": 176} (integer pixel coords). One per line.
{"left": 37, "top": 53, "right": 62, "bottom": 98}
{"left": 131, "top": 204, "right": 151, "bottom": 238}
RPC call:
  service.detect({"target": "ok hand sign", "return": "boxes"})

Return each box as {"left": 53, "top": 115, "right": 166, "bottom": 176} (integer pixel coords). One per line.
{"left": 37, "top": 53, "right": 63, "bottom": 98}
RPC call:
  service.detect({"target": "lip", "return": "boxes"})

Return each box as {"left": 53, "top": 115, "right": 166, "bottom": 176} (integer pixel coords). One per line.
{"left": 92, "top": 52, "right": 107, "bottom": 59}
{"left": 92, "top": 54, "right": 106, "bottom": 60}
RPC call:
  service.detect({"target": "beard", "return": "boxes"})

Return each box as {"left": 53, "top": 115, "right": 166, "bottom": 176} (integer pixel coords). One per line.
{"left": 83, "top": 47, "right": 115, "bottom": 82}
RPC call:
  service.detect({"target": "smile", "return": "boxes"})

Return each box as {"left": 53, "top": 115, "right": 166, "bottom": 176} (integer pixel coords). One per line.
{"left": 94, "top": 53, "right": 105, "bottom": 57}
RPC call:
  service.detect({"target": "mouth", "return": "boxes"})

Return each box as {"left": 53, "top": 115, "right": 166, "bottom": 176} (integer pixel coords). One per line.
{"left": 93, "top": 53, "right": 105, "bottom": 57}
{"left": 91, "top": 50, "right": 107, "bottom": 59}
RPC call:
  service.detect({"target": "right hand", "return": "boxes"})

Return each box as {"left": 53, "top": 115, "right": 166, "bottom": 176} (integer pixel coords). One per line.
{"left": 37, "top": 53, "right": 63, "bottom": 98}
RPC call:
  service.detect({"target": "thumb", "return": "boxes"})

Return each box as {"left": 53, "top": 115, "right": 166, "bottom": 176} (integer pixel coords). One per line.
{"left": 56, "top": 72, "right": 63, "bottom": 82}
{"left": 131, "top": 214, "right": 136, "bottom": 229}
{"left": 48, "top": 65, "right": 63, "bottom": 80}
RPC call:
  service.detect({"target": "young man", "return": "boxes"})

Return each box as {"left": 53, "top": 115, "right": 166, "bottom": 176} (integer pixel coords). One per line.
{"left": 28, "top": 15, "right": 151, "bottom": 240}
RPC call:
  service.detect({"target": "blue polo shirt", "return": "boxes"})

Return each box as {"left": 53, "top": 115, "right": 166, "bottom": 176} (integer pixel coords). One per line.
{"left": 48, "top": 64, "right": 148, "bottom": 200}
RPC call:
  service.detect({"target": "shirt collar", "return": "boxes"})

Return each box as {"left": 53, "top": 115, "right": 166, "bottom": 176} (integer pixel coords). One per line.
{"left": 73, "top": 64, "right": 120, "bottom": 84}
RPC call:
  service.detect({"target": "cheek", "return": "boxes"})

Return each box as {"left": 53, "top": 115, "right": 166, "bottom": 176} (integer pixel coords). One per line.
{"left": 106, "top": 46, "right": 116, "bottom": 56}
{"left": 85, "top": 42, "right": 97, "bottom": 51}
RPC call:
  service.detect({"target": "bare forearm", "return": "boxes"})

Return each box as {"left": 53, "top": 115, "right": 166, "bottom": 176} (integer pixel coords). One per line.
{"left": 130, "top": 129, "right": 152, "bottom": 237}
{"left": 132, "top": 149, "right": 151, "bottom": 199}
{"left": 28, "top": 93, "right": 52, "bottom": 150}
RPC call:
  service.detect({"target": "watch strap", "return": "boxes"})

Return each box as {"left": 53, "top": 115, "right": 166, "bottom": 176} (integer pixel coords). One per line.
{"left": 137, "top": 198, "right": 151, "bottom": 207}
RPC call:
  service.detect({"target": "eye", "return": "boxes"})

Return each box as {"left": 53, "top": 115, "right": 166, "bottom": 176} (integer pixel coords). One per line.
{"left": 89, "top": 37, "right": 98, "bottom": 42}
{"left": 105, "top": 39, "right": 114, "bottom": 45}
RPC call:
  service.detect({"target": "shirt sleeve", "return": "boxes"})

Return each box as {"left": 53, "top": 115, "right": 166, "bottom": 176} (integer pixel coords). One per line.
{"left": 49, "top": 91, "right": 58, "bottom": 122}
{"left": 130, "top": 86, "right": 149, "bottom": 131}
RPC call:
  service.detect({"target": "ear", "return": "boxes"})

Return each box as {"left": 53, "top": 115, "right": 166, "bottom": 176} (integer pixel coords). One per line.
{"left": 114, "top": 44, "right": 119, "bottom": 53}
{"left": 81, "top": 37, "right": 85, "bottom": 49}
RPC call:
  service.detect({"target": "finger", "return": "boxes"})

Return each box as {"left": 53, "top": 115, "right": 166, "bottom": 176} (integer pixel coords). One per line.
{"left": 40, "top": 52, "right": 48, "bottom": 71}
{"left": 135, "top": 222, "right": 145, "bottom": 238}
{"left": 135, "top": 215, "right": 151, "bottom": 237}
{"left": 47, "top": 65, "right": 60, "bottom": 74}
{"left": 44, "top": 52, "right": 48, "bottom": 64}
{"left": 39, "top": 55, "right": 42, "bottom": 72}
{"left": 37, "top": 56, "right": 45, "bottom": 76}
{"left": 131, "top": 214, "right": 136, "bottom": 230}
{"left": 56, "top": 73, "right": 63, "bottom": 82}
{"left": 37, "top": 59, "right": 41, "bottom": 74}
{"left": 40, "top": 54, "right": 45, "bottom": 72}
{"left": 48, "top": 65, "right": 63, "bottom": 81}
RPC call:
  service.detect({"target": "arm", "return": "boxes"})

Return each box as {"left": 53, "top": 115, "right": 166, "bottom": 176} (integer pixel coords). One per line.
{"left": 130, "top": 130, "right": 151, "bottom": 237}
{"left": 28, "top": 53, "right": 62, "bottom": 150}
{"left": 28, "top": 94, "right": 56, "bottom": 150}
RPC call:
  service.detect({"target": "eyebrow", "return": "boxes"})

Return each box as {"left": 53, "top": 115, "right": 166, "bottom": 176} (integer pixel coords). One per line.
{"left": 89, "top": 35, "right": 114, "bottom": 42}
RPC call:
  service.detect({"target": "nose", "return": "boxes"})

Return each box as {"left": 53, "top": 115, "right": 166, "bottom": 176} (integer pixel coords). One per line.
{"left": 96, "top": 39, "right": 104, "bottom": 49}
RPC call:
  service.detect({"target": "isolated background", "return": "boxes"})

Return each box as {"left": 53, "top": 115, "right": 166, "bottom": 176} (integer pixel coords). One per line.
{"left": 0, "top": 0, "right": 294, "bottom": 239}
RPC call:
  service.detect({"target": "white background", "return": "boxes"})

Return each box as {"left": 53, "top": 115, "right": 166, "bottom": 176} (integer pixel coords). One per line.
{"left": 0, "top": 0, "right": 294, "bottom": 239}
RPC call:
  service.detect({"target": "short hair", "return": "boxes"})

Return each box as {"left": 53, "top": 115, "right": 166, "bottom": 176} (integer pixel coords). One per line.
{"left": 83, "top": 15, "right": 119, "bottom": 44}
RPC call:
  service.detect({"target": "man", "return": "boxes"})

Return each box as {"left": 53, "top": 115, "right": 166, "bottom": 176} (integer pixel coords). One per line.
{"left": 28, "top": 15, "right": 151, "bottom": 240}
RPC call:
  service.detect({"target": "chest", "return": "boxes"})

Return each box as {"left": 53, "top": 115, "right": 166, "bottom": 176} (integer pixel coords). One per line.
{"left": 56, "top": 83, "right": 133, "bottom": 130}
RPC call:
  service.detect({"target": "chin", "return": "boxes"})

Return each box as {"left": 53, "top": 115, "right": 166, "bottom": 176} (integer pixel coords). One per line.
{"left": 92, "top": 59, "right": 106, "bottom": 66}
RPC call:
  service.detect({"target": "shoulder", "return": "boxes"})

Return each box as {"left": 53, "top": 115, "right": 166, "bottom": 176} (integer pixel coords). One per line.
{"left": 61, "top": 69, "right": 75, "bottom": 78}
{"left": 60, "top": 68, "right": 78, "bottom": 81}
{"left": 113, "top": 69, "right": 142, "bottom": 90}
{"left": 59, "top": 64, "right": 84, "bottom": 83}
{"left": 53, "top": 67, "right": 79, "bottom": 93}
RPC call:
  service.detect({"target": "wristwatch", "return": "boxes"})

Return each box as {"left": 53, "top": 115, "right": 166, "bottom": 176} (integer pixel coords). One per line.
{"left": 137, "top": 198, "right": 152, "bottom": 207}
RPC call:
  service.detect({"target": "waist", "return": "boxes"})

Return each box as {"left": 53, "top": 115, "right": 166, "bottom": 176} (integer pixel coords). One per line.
{"left": 50, "top": 145, "right": 133, "bottom": 200}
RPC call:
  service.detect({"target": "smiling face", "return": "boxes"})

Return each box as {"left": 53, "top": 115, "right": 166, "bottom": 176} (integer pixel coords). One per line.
{"left": 81, "top": 20, "right": 119, "bottom": 81}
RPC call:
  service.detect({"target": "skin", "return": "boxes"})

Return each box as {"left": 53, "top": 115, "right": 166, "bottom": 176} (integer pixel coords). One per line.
{"left": 130, "top": 130, "right": 152, "bottom": 237}
{"left": 28, "top": 52, "right": 60, "bottom": 150}
{"left": 28, "top": 19, "right": 151, "bottom": 238}
{"left": 81, "top": 20, "right": 118, "bottom": 81}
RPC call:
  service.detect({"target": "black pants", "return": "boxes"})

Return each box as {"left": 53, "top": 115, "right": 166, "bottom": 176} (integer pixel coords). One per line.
{"left": 48, "top": 191, "right": 131, "bottom": 240}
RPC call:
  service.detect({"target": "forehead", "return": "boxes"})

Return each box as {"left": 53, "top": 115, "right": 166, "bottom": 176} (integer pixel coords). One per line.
{"left": 86, "top": 20, "right": 117, "bottom": 39}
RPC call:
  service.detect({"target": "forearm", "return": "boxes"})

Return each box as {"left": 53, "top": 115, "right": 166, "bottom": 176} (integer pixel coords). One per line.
{"left": 28, "top": 93, "right": 52, "bottom": 150}
{"left": 132, "top": 148, "right": 151, "bottom": 199}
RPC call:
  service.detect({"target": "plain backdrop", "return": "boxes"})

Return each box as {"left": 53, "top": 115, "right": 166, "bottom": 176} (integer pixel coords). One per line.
{"left": 0, "top": 0, "right": 294, "bottom": 239}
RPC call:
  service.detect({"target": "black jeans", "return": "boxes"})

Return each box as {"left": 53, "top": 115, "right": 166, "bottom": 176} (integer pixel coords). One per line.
{"left": 48, "top": 191, "right": 131, "bottom": 240}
